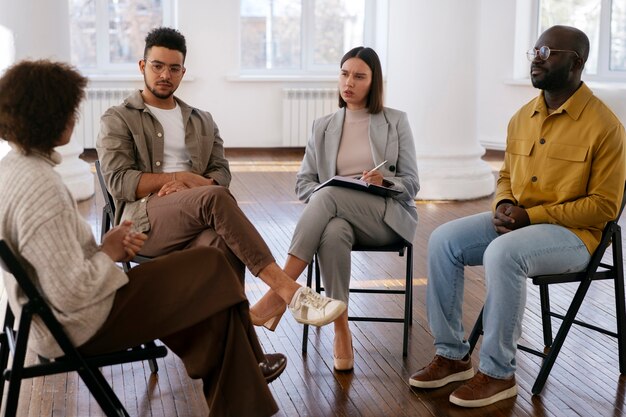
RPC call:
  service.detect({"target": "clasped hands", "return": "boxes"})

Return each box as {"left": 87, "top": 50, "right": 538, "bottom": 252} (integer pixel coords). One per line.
{"left": 158, "top": 171, "right": 216, "bottom": 196}
{"left": 100, "top": 220, "right": 147, "bottom": 262}
{"left": 493, "top": 203, "right": 530, "bottom": 234}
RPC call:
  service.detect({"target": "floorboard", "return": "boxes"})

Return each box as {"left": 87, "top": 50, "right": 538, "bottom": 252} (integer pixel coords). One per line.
{"left": 3, "top": 148, "right": 626, "bottom": 416}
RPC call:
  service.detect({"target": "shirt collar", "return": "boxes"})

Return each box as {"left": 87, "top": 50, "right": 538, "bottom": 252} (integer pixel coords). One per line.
{"left": 529, "top": 82, "right": 593, "bottom": 121}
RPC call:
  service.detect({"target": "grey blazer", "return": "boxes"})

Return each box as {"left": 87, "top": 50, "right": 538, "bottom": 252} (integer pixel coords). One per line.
{"left": 295, "top": 107, "right": 419, "bottom": 242}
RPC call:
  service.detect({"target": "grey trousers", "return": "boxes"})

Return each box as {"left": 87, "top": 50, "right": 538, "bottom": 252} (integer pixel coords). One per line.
{"left": 290, "top": 187, "right": 400, "bottom": 303}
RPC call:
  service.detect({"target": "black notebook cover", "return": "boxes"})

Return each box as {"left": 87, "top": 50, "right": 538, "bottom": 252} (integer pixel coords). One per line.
{"left": 313, "top": 176, "right": 401, "bottom": 198}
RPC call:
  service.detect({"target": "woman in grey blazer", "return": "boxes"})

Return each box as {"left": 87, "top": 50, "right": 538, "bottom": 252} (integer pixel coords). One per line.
{"left": 251, "top": 47, "right": 419, "bottom": 372}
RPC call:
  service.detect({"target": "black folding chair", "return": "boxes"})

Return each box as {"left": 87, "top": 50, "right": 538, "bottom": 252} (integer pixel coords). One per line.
{"left": 301, "top": 240, "right": 413, "bottom": 357}
{"left": 468, "top": 184, "right": 626, "bottom": 395}
{"left": 0, "top": 240, "right": 168, "bottom": 417}
{"left": 95, "top": 160, "right": 159, "bottom": 374}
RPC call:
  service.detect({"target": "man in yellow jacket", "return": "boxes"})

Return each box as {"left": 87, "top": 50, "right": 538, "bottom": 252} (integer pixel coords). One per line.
{"left": 409, "top": 25, "right": 626, "bottom": 407}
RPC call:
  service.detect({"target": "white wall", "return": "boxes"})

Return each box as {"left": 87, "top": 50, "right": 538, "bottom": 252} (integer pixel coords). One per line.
{"left": 476, "top": 0, "right": 626, "bottom": 150}
{"left": 178, "top": 2, "right": 290, "bottom": 148}
{"left": 50, "top": 0, "right": 626, "bottom": 148}
{"left": 90, "top": 1, "right": 336, "bottom": 148}
{"left": 476, "top": 0, "right": 537, "bottom": 150}
{"left": 165, "top": 0, "right": 523, "bottom": 150}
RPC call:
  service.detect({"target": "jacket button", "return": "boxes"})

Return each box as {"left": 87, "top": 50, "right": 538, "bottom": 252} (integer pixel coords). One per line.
{"left": 156, "top": 161, "right": 161, "bottom": 167}
{"left": 539, "top": 138, "right": 546, "bottom": 144}
{"left": 157, "top": 132, "right": 163, "bottom": 138}
{"left": 389, "top": 165, "right": 396, "bottom": 172}
{"left": 531, "top": 176, "right": 537, "bottom": 182}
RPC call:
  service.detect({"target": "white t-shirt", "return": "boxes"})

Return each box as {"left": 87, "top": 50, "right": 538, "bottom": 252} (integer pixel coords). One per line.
{"left": 146, "top": 102, "right": 191, "bottom": 172}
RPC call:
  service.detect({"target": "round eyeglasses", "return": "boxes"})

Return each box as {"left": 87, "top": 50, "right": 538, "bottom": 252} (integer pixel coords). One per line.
{"left": 526, "top": 46, "right": 580, "bottom": 62}
{"left": 144, "top": 59, "right": 185, "bottom": 77}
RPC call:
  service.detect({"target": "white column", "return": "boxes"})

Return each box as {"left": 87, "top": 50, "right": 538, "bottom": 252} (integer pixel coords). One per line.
{"left": 386, "top": 0, "right": 494, "bottom": 200}
{"left": 0, "top": 0, "right": 94, "bottom": 201}
{"left": 0, "top": 24, "right": 14, "bottom": 160}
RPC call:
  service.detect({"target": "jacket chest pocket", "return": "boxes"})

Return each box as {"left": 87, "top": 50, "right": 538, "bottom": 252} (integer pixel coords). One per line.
{"left": 543, "top": 143, "right": 589, "bottom": 193}
{"left": 507, "top": 139, "right": 534, "bottom": 187}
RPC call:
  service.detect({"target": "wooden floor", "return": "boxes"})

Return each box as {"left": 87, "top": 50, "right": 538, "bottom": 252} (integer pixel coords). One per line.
{"left": 8, "top": 149, "right": 626, "bottom": 416}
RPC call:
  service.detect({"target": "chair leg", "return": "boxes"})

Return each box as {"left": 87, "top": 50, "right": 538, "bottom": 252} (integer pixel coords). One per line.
{"left": 4, "top": 311, "right": 33, "bottom": 417}
{"left": 314, "top": 255, "right": 321, "bottom": 293}
{"left": 467, "top": 307, "right": 484, "bottom": 356}
{"left": 539, "top": 284, "right": 553, "bottom": 348}
{"left": 144, "top": 341, "right": 160, "bottom": 373}
{"left": 612, "top": 228, "right": 626, "bottom": 374}
{"left": 407, "top": 245, "right": 414, "bottom": 325}
{"left": 0, "top": 306, "right": 14, "bottom": 407}
{"left": 302, "top": 261, "right": 314, "bottom": 354}
{"left": 532, "top": 280, "right": 592, "bottom": 395}
{"left": 78, "top": 366, "right": 129, "bottom": 417}
{"left": 402, "top": 245, "right": 413, "bottom": 357}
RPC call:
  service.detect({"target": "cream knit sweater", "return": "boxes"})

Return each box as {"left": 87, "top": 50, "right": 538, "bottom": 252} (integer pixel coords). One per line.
{"left": 0, "top": 148, "right": 128, "bottom": 358}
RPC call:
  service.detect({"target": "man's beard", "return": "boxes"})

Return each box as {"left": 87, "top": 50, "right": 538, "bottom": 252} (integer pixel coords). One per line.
{"left": 531, "top": 62, "right": 572, "bottom": 91}
{"left": 144, "top": 73, "right": 175, "bottom": 99}
{"left": 148, "top": 85, "right": 174, "bottom": 99}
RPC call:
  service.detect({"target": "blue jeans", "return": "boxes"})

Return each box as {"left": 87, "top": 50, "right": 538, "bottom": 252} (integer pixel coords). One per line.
{"left": 427, "top": 211, "right": 590, "bottom": 379}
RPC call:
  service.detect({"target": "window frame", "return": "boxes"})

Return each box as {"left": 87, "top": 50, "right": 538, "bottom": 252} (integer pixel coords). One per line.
{"left": 70, "top": 0, "right": 177, "bottom": 75}
{"left": 238, "top": 0, "right": 387, "bottom": 77}
{"left": 519, "top": 0, "right": 626, "bottom": 82}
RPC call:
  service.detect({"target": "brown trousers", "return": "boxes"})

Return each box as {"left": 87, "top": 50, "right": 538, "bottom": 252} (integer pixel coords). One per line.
{"left": 79, "top": 247, "right": 278, "bottom": 417}
{"left": 140, "top": 186, "right": 275, "bottom": 282}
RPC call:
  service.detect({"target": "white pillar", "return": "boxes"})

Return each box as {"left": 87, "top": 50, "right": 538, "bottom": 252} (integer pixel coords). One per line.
{"left": 386, "top": 0, "right": 494, "bottom": 200}
{"left": 0, "top": 24, "right": 14, "bottom": 160}
{"left": 0, "top": 0, "right": 94, "bottom": 201}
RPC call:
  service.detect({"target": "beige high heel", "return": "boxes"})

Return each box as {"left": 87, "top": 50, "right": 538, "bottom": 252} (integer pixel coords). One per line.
{"left": 250, "top": 304, "right": 286, "bottom": 331}
{"left": 333, "top": 334, "right": 354, "bottom": 372}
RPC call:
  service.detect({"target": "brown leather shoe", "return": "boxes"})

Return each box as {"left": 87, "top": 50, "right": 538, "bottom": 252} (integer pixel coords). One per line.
{"left": 409, "top": 355, "right": 474, "bottom": 388}
{"left": 259, "top": 353, "right": 287, "bottom": 383}
{"left": 449, "top": 371, "right": 517, "bottom": 407}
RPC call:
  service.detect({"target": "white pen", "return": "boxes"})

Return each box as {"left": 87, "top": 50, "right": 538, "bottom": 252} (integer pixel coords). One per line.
{"left": 360, "top": 160, "right": 387, "bottom": 180}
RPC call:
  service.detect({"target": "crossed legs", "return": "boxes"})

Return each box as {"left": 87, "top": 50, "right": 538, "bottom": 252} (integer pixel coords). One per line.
{"left": 140, "top": 185, "right": 343, "bottom": 326}
{"left": 252, "top": 187, "right": 400, "bottom": 369}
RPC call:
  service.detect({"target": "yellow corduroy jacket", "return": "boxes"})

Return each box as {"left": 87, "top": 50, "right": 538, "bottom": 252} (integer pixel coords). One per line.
{"left": 494, "top": 82, "right": 626, "bottom": 254}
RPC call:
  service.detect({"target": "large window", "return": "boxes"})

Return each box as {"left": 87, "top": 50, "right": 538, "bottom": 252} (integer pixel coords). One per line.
{"left": 69, "top": 0, "right": 175, "bottom": 73}
{"left": 239, "top": 0, "right": 383, "bottom": 75}
{"left": 538, "top": 0, "right": 626, "bottom": 79}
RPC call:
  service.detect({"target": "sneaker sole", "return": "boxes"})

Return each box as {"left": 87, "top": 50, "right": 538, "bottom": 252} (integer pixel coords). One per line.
{"left": 293, "top": 302, "right": 347, "bottom": 327}
{"left": 449, "top": 384, "right": 518, "bottom": 408}
{"left": 409, "top": 367, "right": 475, "bottom": 389}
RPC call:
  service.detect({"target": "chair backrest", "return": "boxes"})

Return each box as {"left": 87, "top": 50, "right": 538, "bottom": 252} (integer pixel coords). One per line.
{"left": 0, "top": 241, "right": 43, "bottom": 309}
{"left": 0, "top": 240, "right": 82, "bottom": 357}
{"left": 95, "top": 160, "right": 115, "bottom": 238}
{"left": 95, "top": 161, "right": 153, "bottom": 269}
{"left": 562, "top": 181, "right": 626, "bottom": 281}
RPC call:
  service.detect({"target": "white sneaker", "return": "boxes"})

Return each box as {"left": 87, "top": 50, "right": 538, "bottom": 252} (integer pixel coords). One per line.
{"left": 288, "top": 287, "right": 347, "bottom": 327}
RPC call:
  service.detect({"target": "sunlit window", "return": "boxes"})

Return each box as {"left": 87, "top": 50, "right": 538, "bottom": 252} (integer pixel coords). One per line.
{"left": 239, "top": 0, "right": 382, "bottom": 74}
{"left": 538, "top": 0, "right": 626, "bottom": 79}
{"left": 69, "top": 0, "right": 175, "bottom": 73}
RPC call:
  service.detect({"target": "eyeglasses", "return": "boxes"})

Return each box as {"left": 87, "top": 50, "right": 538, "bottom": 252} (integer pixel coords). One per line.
{"left": 144, "top": 59, "right": 185, "bottom": 76}
{"left": 526, "top": 46, "right": 580, "bottom": 62}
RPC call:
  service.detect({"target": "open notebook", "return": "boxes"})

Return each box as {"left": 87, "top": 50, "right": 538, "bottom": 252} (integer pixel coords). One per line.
{"left": 313, "top": 176, "right": 401, "bottom": 198}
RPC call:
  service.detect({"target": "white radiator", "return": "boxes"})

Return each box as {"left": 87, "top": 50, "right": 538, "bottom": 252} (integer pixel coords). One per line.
{"left": 73, "top": 88, "right": 134, "bottom": 149}
{"left": 282, "top": 88, "right": 337, "bottom": 147}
